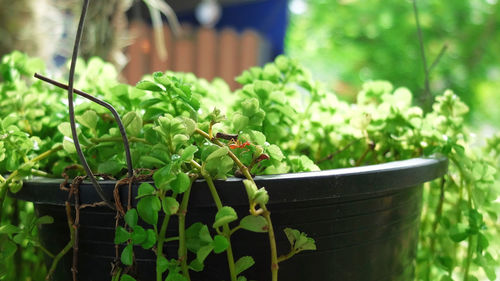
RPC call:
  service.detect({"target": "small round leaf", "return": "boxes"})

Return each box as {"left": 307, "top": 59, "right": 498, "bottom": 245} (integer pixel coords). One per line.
{"left": 213, "top": 206, "right": 238, "bottom": 228}
{"left": 240, "top": 215, "right": 268, "bottom": 233}
{"left": 120, "top": 244, "right": 134, "bottom": 266}
{"left": 124, "top": 209, "right": 138, "bottom": 228}
{"left": 162, "top": 197, "right": 180, "bottom": 215}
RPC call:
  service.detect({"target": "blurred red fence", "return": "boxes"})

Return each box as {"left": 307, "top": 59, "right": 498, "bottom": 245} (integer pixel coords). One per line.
{"left": 123, "top": 21, "right": 270, "bottom": 89}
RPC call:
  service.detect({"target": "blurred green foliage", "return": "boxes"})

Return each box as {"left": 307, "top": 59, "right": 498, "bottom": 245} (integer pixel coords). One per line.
{"left": 286, "top": 0, "right": 500, "bottom": 124}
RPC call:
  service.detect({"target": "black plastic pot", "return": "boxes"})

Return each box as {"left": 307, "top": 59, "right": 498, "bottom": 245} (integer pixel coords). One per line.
{"left": 14, "top": 157, "right": 447, "bottom": 281}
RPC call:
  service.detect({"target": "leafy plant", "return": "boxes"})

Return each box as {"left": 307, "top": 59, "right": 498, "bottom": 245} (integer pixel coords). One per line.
{"left": 0, "top": 51, "right": 498, "bottom": 281}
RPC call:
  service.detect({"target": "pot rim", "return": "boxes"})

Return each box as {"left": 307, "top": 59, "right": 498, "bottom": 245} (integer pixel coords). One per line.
{"left": 14, "top": 156, "right": 448, "bottom": 206}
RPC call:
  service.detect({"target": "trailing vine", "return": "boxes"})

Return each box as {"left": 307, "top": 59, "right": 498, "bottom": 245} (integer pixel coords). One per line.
{"left": 0, "top": 49, "right": 498, "bottom": 280}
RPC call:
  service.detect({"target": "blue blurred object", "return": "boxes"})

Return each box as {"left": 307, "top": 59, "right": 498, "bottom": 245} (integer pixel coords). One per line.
{"left": 177, "top": 0, "right": 289, "bottom": 59}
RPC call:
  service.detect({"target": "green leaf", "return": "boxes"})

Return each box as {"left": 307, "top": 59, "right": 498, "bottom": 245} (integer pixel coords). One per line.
{"left": 449, "top": 224, "right": 469, "bottom": 242}
{"left": 204, "top": 149, "right": 234, "bottom": 179}
{"left": 206, "top": 146, "right": 229, "bottom": 161}
{"left": 131, "top": 225, "right": 147, "bottom": 245}
{"left": 213, "top": 206, "right": 238, "bottom": 228}
{"left": 172, "top": 134, "right": 189, "bottom": 148}
{"left": 289, "top": 155, "right": 320, "bottom": 172}
{"left": 440, "top": 275, "right": 454, "bottom": 281}
{"left": 212, "top": 235, "right": 229, "bottom": 254}
{"left": 124, "top": 209, "right": 138, "bottom": 228}
{"left": 196, "top": 245, "right": 213, "bottom": 263}
{"left": 57, "top": 122, "right": 73, "bottom": 137}
{"left": 181, "top": 117, "right": 196, "bottom": 135}
{"left": 245, "top": 130, "right": 266, "bottom": 145}
{"left": 120, "top": 244, "right": 134, "bottom": 266}
{"left": 200, "top": 145, "right": 218, "bottom": 161}
{"left": 8, "top": 179, "right": 23, "bottom": 193}
{"left": 199, "top": 224, "right": 213, "bottom": 244}
{"left": 153, "top": 165, "right": 176, "bottom": 191}
{"left": 186, "top": 223, "right": 205, "bottom": 252}
{"left": 466, "top": 276, "right": 478, "bottom": 281}
{"left": 137, "top": 183, "right": 156, "bottom": 198}
{"left": 76, "top": 110, "right": 99, "bottom": 131}
{"left": 233, "top": 114, "right": 250, "bottom": 132}
{"left": 13, "top": 233, "right": 27, "bottom": 244}
{"left": 0, "top": 240, "right": 17, "bottom": 259}
{"left": 171, "top": 173, "right": 190, "bottom": 194}
{"left": 143, "top": 107, "right": 165, "bottom": 121}
{"left": 284, "top": 228, "right": 316, "bottom": 251}
{"left": 136, "top": 80, "right": 163, "bottom": 91}
{"left": 254, "top": 80, "right": 273, "bottom": 100}
{"left": 181, "top": 145, "right": 198, "bottom": 162}
{"left": 36, "top": 216, "right": 54, "bottom": 225}
{"left": 140, "top": 155, "right": 166, "bottom": 167}
{"left": 162, "top": 197, "right": 179, "bottom": 215}
{"left": 252, "top": 188, "right": 269, "bottom": 205}
{"left": 137, "top": 196, "right": 161, "bottom": 225}
{"left": 120, "top": 274, "right": 137, "bottom": 281}
{"left": 152, "top": 72, "right": 172, "bottom": 87}
{"left": 237, "top": 276, "right": 248, "bottom": 281}
{"left": 240, "top": 215, "right": 268, "bottom": 233}
{"left": 157, "top": 256, "right": 169, "bottom": 273}
{"left": 477, "top": 232, "right": 489, "bottom": 253}
{"left": 243, "top": 180, "right": 258, "bottom": 202}
{"left": 141, "top": 229, "right": 157, "bottom": 249}
{"left": 436, "top": 255, "right": 454, "bottom": 272}
{"left": 262, "top": 64, "right": 280, "bottom": 81}
{"left": 234, "top": 256, "right": 255, "bottom": 275}
{"left": 0, "top": 224, "right": 21, "bottom": 235}
{"left": 188, "top": 259, "right": 204, "bottom": 272}
{"left": 123, "top": 111, "right": 143, "bottom": 137}
{"left": 165, "top": 272, "right": 187, "bottom": 281}
{"left": 483, "top": 265, "right": 496, "bottom": 281}
{"left": 98, "top": 160, "right": 123, "bottom": 175}
{"left": 17, "top": 162, "right": 34, "bottom": 177}
{"left": 114, "top": 226, "right": 131, "bottom": 244}
{"left": 267, "top": 144, "right": 284, "bottom": 162}
{"left": 63, "top": 138, "right": 77, "bottom": 154}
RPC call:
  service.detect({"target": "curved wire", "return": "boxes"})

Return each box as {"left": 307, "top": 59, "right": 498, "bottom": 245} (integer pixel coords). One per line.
{"left": 65, "top": 0, "right": 118, "bottom": 210}
{"left": 34, "top": 73, "right": 134, "bottom": 180}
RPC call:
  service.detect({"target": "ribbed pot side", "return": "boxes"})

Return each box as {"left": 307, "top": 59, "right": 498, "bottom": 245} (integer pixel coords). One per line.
{"left": 14, "top": 157, "right": 447, "bottom": 281}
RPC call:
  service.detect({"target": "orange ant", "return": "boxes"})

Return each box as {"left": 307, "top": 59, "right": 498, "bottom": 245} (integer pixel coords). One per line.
{"left": 228, "top": 139, "right": 251, "bottom": 150}
{"left": 215, "top": 132, "right": 252, "bottom": 150}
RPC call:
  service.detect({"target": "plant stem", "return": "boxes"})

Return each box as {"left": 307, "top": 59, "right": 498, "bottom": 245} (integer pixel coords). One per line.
{"left": 163, "top": 236, "right": 180, "bottom": 243}
{"left": 178, "top": 181, "right": 194, "bottom": 280}
{"left": 36, "top": 243, "right": 55, "bottom": 258}
{"left": 412, "top": 0, "right": 432, "bottom": 110}
{"left": 33, "top": 144, "right": 64, "bottom": 162}
{"left": 194, "top": 128, "right": 249, "bottom": 174}
{"left": 31, "top": 169, "right": 54, "bottom": 178}
{"left": 261, "top": 205, "right": 279, "bottom": 281}
{"left": 426, "top": 177, "right": 446, "bottom": 281}
{"left": 428, "top": 44, "right": 448, "bottom": 73}
{"left": 229, "top": 225, "right": 242, "bottom": 236}
{"left": 46, "top": 202, "right": 75, "bottom": 280}
{"left": 277, "top": 248, "right": 296, "bottom": 263}
{"left": 463, "top": 235, "right": 475, "bottom": 281}
{"left": 156, "top": 214, "right": 171, "bottom": 281}
{"left": 449, "top": 157, "right": 477, "bottom": 281}
{"left": 316, "top": 139, "right": 360, "bottom": 164}
{"left": 0, "top": 144, "right": 63, "bottom": 218}
{"left": 203, "top": 173, "right": 224, "bottom": 209}
{"left": 202, "top": 173, "right": 238, "bottom": 281}
{"left": 195, "top": 128, "right": 280, "bottom": 281}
